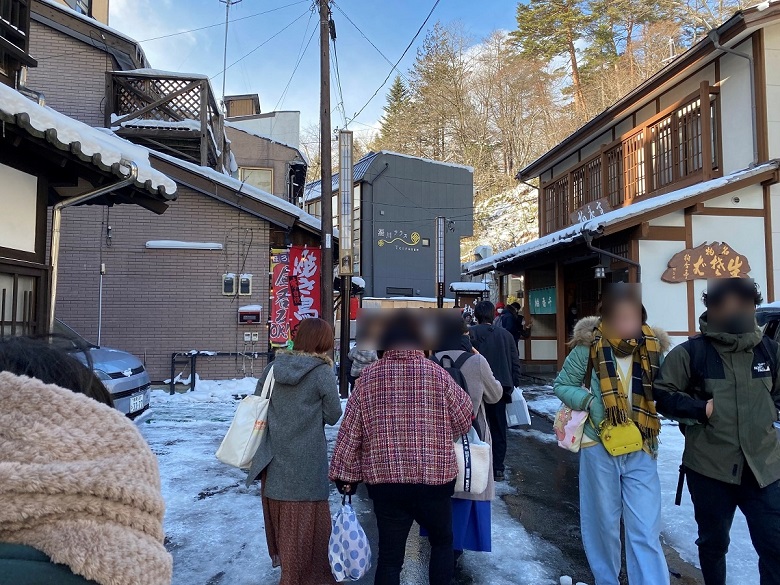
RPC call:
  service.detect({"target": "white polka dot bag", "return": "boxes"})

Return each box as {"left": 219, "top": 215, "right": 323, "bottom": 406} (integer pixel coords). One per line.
{"left": 328, "top": 496, "right": 372, "bottom": 582}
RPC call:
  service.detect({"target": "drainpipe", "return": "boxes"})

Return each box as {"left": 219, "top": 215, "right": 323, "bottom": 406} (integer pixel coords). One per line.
{"left": 582, "top": 228, "right": 642, "bottom": 283}
{"left": 709, "top": 30, "right": 759, "bottom": 166}
{"left": 49, "top": 161, "right": 138, "bottom": 333}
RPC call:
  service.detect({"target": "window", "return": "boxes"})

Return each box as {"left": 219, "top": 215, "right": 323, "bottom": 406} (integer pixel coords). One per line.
{"left": 64, "top": 0, "right": 90, "bottom": 14}
{"left": 0, "top": 0, "right": 33, "bottom": 81}
{"left": 239, "top": 167, "right": 273, "bottom": 194}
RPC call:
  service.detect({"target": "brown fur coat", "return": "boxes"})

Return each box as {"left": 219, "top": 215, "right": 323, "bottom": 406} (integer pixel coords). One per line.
{"left": 0, "top": 372, "right": 172, "bottom": 585}
{"left": 569, "top": 315, "right": 672, "bottom": 353}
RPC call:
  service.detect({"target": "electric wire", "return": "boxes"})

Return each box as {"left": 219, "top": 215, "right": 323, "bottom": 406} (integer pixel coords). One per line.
{"left": 271, "top": 7, "right": 318, "bottom": 113}
{"left": 346, "top": 0, "right": 441, "bottom": 126}
{"left": 331, "top": 36, "right": 348, "bottom": 128}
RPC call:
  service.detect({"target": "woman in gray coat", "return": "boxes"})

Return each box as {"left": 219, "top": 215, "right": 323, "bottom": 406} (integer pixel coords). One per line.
{"left": 246, "top": 318, "right": 342, "bottom": 585}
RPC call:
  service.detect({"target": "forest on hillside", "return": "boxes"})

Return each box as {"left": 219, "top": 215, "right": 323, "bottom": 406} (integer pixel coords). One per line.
{"left": 303, "top": 0, "right": 749, "bottom": 258}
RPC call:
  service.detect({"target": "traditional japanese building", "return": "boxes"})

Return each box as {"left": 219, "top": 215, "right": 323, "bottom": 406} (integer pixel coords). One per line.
{"left": 469, "top": 1, "right": 780, "bottom": 372}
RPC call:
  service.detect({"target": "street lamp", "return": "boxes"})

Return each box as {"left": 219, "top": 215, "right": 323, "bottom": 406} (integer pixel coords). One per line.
{"left": 436, "top": 216, "right": 446, "bottom": 308}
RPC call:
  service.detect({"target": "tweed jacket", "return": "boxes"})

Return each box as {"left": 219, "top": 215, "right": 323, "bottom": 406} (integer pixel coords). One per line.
{"left": 329, "top": 350, "right": 473, "bottom": 486}
{"left": 246, "top": 352, "right": 342, "bottom": 500}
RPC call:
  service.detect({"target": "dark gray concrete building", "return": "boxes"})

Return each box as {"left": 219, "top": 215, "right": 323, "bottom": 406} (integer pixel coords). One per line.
{"left": 305, "top": 151, "right": 474, "bottom": 299}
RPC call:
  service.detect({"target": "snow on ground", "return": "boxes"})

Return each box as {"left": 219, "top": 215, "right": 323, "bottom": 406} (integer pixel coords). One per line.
{"left": 141, "top": 379, "right": 563, "bottom": 585}
{"left": 524, "top": 386, "right": 760, "bottom": 584}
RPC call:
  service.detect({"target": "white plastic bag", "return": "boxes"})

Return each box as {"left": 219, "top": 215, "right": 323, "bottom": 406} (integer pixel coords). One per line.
{"left": 215, "top": 366, "right": 274, "bottom": 469}
{"left": 506, "top": 387, "right": 532, "bottom": 427}
{"left": 329, "top": 497, "right": 372, "bottom": 582}
{"left": 454, "top": 427, "right": 491, "bottom": 495}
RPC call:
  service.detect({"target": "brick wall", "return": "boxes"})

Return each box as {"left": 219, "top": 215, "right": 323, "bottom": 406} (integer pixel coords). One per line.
{"left": 53, "top": 187, "right": 272, "bottom": 381}
{"left": 26, "top": 21, "right": 112, "bottom": 127}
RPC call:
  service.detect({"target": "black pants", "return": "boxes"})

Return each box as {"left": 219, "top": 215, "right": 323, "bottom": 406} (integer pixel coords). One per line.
{"left": 687, "top": 467, "right": 780, "bottom": 585}
{"left": 485, "top": 395, "right": 509, "bottom": 473}
{"left": 371, "top": 490, "right": 454, "bottom": 585}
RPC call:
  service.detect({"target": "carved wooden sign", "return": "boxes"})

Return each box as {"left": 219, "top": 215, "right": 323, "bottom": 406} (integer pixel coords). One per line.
{"left": 570, "top": 197, "right": 613, "bottom": 224}
{"left": 662, "top": 241, "right": 751, "bottom": 283}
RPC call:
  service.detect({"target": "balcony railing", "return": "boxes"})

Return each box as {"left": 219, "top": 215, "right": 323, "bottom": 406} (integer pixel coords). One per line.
{"left": 105, "top": 70, "right": 229, "bottom": 171}
{"left": 541, "top": 81, "right": 720, "bottom": 236}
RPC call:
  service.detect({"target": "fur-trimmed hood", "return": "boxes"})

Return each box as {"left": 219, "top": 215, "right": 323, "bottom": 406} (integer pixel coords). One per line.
{"left": 569, "top": 315, "right": 672, "bottom": 353}
{"left": 0, "top": 372, "right": 171, "bottom": 585}
{"left": 272, "top": 351, "right": 334, "bottom": 386}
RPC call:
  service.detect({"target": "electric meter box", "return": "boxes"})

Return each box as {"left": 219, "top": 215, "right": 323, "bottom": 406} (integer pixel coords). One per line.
{"left": 238, "top": 304, "right": 262, "bottom": 325}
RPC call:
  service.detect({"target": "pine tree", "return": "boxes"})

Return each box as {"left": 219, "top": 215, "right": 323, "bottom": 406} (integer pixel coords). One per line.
{"left": 376, "top": 75, "right": 411, "bottom": 151}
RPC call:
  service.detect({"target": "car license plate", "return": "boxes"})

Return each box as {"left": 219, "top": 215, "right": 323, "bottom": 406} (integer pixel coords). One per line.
{"left": 129, "top": 393, "right": 145, "bottom": 413}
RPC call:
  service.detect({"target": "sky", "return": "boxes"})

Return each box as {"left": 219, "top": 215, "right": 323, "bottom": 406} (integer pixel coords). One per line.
{"left": 109, "top": 0, "right": 519, "bottom": 143}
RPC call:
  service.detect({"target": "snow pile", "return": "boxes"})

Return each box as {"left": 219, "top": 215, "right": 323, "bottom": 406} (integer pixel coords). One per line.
{"left": 155, "top": 377, "right": 258, "bottom": 404}
{"left": 527, "top": 394, "right": 563, "bottom": 422}
{"left": 111, "top": 114, "right": 202, "bottom": 132}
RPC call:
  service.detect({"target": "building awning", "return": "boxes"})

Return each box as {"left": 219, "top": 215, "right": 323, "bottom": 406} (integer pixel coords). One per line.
{"left": 469, "top": 161, "right": 780, "bottom": 275}
{"left": 450, "top": 282, "right": 489, "bottom": 293}
{"left": 0, "top": 84, "right": 177, "bottom": 200}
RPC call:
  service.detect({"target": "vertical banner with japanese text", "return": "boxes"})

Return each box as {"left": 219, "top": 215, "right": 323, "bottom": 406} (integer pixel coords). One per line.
{"left": 288, "top": 246, "right": 322, "bottom": 341}
{"left": 269, "top": 249, "right": 291, "bottom": 347}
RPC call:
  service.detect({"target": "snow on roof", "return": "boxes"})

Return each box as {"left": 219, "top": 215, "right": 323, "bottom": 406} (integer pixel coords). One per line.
{"left": 119, "top": 68, "right": 209, "bottom": 80}
{"left": 377, "top": 151, "right": 474, "bottom": 173}
{"left": 352, "top": 276, "right": 366, "bottom": 288}
{"left": 36, "top": 0, "right": 144, "bottom": 49}
{"left": 110, "top": 114, "right": 202, "bottom": 132}
{"left": 469, "top": 162, "right": 780, "bottom": 275}
{"left": 0, "top": 84, "right": 176, "bottom": 197}
{"left": 224, "top": 121, "right": 308, "bottom": 164}
{"left": 449, "top": 282, "right": 489, "bottom": 292}
{"left": 149, "top": 150, "right": 324, "bottom": 232}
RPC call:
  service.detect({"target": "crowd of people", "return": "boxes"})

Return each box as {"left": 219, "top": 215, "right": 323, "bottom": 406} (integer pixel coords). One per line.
{"left": 1, "top": 277, "right": 779, "bottom": 585}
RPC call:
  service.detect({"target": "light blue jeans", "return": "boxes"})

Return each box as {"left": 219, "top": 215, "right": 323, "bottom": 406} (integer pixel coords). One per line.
{"left": 579, "top": 444, "right": 669, "bottom": 585}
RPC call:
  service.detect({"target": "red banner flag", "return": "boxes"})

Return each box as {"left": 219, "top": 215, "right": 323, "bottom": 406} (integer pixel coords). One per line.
{"left": 288, "top": 246, "right": 322, "bottom": 341}
{"left": 269, "top": 249, "right": 291, "bottom": 347}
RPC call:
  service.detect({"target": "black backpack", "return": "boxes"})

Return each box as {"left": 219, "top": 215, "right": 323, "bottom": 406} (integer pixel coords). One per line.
{"left": 431, "top": 352, "right": 473, "bottom": 395}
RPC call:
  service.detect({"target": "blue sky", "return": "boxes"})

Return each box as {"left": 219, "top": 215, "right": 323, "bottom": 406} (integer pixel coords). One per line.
{"left": 110, "top": 0, "right": 519, "bottom": 140}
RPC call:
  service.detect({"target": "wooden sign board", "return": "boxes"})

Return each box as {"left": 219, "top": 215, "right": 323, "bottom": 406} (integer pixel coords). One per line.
{"left": 570, "top": 197, "right": 613, "bottom": 225}
{"left": 662, "top": 241, "right": 751, "bottom": 283}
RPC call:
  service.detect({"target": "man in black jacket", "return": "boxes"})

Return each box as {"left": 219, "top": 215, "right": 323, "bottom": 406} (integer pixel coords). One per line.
{"left": 470, "top": 301, "right": 523, "bottom": 480}
{"left": 496, "top": 302, "right": 532, "bottom": 344}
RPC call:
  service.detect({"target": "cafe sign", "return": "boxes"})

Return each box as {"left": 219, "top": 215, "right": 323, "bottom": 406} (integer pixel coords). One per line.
{"left": 662, "top": 241, "right": 751, "bottom": 283}
{"left": 570, "top": 197, "right": 613, "bottom": 225}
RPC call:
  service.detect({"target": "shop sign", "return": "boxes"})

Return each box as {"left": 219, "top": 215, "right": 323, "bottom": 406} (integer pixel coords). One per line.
{"left": 269, "top": 249, "right": 291, "bottom": 348}
{"left": 570, "top": 197, "right": 613, "bottom": 225}
{"left": 288, "top": 246, "right": 322, "bottom": 340}
{"left": 662, "top": 241, "right": 751, "bottom": 283}
{"left": 376, "top": 228, "right": 425, "bottom": 252}
{"left": 530, "top": 287, "right": 556, "bottom": 315}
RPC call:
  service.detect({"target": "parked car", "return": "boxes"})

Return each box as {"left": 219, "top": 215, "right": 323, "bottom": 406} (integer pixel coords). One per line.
{"left": 757, "top": 303, "right": 780, "bottom": 341}
{"left": 53, "top": 320, "right": 151, "bottom": 418}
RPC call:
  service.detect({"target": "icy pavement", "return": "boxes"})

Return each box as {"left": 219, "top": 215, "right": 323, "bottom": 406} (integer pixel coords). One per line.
{"left": 521, "top": 385, "right": 760, "bottom": 585}
{"left": 138, "top": 379, "right": 563, "bottom": 585}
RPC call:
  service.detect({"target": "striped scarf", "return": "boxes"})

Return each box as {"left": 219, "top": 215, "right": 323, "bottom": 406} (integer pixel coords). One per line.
{"left": 591, "top": 323, "right": 662, "bottom": 451}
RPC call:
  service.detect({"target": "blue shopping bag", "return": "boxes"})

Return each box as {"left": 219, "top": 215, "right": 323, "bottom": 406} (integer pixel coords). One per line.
{"left": 329, "top": 496, "right": 372, "bottom": 582}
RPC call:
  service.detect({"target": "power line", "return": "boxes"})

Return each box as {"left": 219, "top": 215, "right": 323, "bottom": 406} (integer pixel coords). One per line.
{"left": 331, "top": 1, "right": 410, "bottom": 84}
{"left": 210, "top": 8, "right": 311, "bottom": 80}
{"left": 346, "top": 0, "right": 441, "bottom": 126}
{"left": 331, "top": 38, "right": 347, "bottom": 127}
{"left": 271, "top": 7, "right": 318, "bottom": 113}
{"left": 139, "top": 0, "right": 310, "bottom": 42}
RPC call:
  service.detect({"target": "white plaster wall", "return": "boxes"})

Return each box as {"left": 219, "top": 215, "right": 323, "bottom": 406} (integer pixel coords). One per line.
{"left": 0, "top": 163, "right": 37, "bottom": 253}
{"left": 765, "top": 24, "right": 780, "bottom": 160}
{"left": 691, "top": 213, "right": 767, "bottom": 295}
{"left": 771, "top": 183, "right": 780, "bottom": 301}
{"left": 705, "top": 183, "right": 763, "bottom": 208}
{"left": 229, "top": 112, "right": 301, "bottom": 149}
{"left": 718, "top": 41, "right": 756, "bottom": 173}
{"left": 648, "top": 209, "right": 686, "bottom": 227}
{"left": 659, "top": 64, "right": 716, "bottom": 110}
{"left": 639, "top": 240, "right": 690, "bottom": 332}
{"left": 532, "top": 339, "right": 558, "bottom": 361}
{"left": 518, "top": 340, "right": 527, "bottom": 360}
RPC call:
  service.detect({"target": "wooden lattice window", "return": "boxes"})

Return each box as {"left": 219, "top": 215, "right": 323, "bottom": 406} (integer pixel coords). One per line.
{"left": 605, "top": 143, "right": 623, "bottom": 208}
{"left": 623, "top": 131, "right": 645, "bottom": 200}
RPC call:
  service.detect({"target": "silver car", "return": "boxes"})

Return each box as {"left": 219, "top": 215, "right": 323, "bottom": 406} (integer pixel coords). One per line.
{"left": 54, "top": 320, "right": 151, "bottom": 418}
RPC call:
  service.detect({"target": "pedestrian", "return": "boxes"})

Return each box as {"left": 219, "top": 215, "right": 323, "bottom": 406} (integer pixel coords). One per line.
{"left": 554, "top": 285, "right": 670, "bottom": 585}
{"left": 566, "top": 303, "right": 580, "bottom": 337}
{"left": 470, "top": 300, "right": 522, "bottom": 481}
{"left": 348, "top": 330, "right": 378, "bottom": 387}
{"left": 329, "top": 311, "right": 473, "bottom": 585}
{"left": 246, "top": 317, "right": 343, "bottom": 585}
{"left": 430, "top": 315, "right": 503, "bottom": 566}
{"left": 496, "top": 301, "right": 532, "bottom": 344}
{"left": 653, "top": 278, "right": 780, "bottom": 585}
{"left": 0, "top": 336, "right": 172, "bottom": 585}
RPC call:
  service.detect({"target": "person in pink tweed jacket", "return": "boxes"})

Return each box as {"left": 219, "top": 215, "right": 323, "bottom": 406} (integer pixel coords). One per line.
{"left": 330, "top": 314, "right": 472, "bottom": 585}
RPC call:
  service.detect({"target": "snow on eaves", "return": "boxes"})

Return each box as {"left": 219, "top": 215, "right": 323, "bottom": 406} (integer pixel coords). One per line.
{"left": 149, "top": 150, "right": 325, "bottom": 233}
{"left": 36, "top": 0, "right": 145, "bottom": 51}
{"left": 377, "top": 151, "right": 474, "bottom": 173}
{"left": 449, "top": 281, "right": 489, "bottom": 292}
{"left": 0, "top": 84, "right": 177, "bottom": 197}
{"left": 469, "top": 162, "right": 780, "bottom": 275}
{"left": 119, "top": 68, "right": 209, "bottom": 80}
{"left": 110, "top": 114, "right": 202, "bottom": 132}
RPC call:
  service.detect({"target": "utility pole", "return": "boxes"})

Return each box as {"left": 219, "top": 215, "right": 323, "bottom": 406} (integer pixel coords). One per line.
{"left": 319, "top": 0, "right": 334, "bottom": 333}
{"left": 220, "top": 0, "right": 242, "bottom": 107}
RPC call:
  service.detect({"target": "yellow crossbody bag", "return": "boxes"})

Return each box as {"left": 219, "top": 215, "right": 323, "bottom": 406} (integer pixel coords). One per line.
{"left": 599, "top": 358, "right": 644, "bottom": 456}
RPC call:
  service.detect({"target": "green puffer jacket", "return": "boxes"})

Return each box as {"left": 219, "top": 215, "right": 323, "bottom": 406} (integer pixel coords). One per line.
{"left": 653, "top": 313, "right": 780, "bottom": 488}
{"left": 554, "top": 316, "right": 670, "bottom": 448}
{"left": 0, "top": 543, "right": 99, "bottom": 585}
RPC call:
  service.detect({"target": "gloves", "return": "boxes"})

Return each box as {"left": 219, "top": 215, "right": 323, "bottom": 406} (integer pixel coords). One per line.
{"left": 335, "top": 479, "right": 360, "bottom": 495}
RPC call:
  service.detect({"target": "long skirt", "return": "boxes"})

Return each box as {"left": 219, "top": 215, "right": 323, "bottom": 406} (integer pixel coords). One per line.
{"left": 421, "top": 498, "right": 492, "bottom": 552}
{"left": 261, "top": 478, "right": 336, "bottom": 585}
